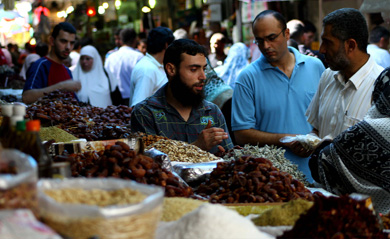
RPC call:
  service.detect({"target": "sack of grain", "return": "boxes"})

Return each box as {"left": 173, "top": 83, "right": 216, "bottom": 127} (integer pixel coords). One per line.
{"left": 37, "top": 178, "right": 164, "bottom": 239}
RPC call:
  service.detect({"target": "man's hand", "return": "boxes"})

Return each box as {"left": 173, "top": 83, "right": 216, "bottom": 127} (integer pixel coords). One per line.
{"left": 287, "top": 141, "right": 314, "bottom": 158}
{"left": 193, "top": 120, "right": 229, "bottom": 152}
{"left": 58, "top": 80, "right": 82, "bottom": 91}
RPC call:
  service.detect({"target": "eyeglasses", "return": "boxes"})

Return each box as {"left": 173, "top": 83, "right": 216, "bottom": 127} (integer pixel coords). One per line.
{"left": 253, "top": 28, "right": 286, "bottom": 45}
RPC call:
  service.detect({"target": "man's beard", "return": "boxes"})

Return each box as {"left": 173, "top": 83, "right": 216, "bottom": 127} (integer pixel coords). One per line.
{"left": 327, "top": 44, "right": 350, "bottom": 71}
{"left": 169, "top": 73, "right": 205, "bottom": 108}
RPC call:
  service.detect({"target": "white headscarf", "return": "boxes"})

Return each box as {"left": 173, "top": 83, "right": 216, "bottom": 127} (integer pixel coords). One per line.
{"left": 19, "top": 53, "right": 40, "bottom": 79}
{"left": 72, "top": 45, "right": 116, "bottom": 108}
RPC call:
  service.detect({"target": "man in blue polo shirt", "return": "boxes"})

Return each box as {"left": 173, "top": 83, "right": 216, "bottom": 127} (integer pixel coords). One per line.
{"left": 231, "top": 10, "right": 325, "bottom": 182}
{"left": 23, "top": 22, "right": 81, "bottom": 104}
{"left": 131, "top": 39, "right": 233, "bottom": 153}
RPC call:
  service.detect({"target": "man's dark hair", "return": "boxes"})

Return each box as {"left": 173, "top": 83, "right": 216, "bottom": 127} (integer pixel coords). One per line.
{"left": 147, "top": 27, "right": 174, "bottom": 54}
{"left": 114, "top": 28, "right": 122, "bottom": 36}
{"left": 303, "top": 20, "right": 317, "bottom": 34}
{"left": 369, "top": 25, "right": 390, "bottom": 43}
{"left": 73, "top": 38, "right": 81, "bottom": 50}
{"left": 323, "top": 8, "right": 368, "bottom": 53}
{"left": 35, "top": 42, "right": 49, "bottom": 57}
{"left": 80, "top": 36, "right": 93, "bottom": 47}
{"left": 252, "top": 10, "right": 287, "bottom": 31}
{"left": 120, "top": 28, "right": 137, "bottom": 46}
{"left": 51, "top": 22, "right": 76, "bottom": 39}
{"left": 163, "top": 39, "right": 207, "bottom": 75}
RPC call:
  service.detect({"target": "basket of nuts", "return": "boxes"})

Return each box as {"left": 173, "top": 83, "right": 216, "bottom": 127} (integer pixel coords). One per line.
{"left": 37, "top": 178, "right": 164, "bottom": 239}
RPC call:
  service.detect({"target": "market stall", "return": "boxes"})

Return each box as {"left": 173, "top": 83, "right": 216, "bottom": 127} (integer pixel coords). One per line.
{"left": 0, "top": 91, "right": 389, "bottom": 238}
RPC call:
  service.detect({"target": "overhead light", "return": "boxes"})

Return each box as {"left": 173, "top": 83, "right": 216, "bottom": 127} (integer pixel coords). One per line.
{"left": 57, "top": 11, "right": 67, "bottom": 18}
{"left": 115, "top": 0, "right": 121, "bottom": 10}
{"left": 149, "top": 0, "right": 156, "bottom": 9}
{"left": 102, "top": 2, "right": 109, "bottom": 9}
{"left": 66, "top": 6, "right": 74, "bottom": 14}
{"left": 98, "top": 6, "right": 105, "bottom": 14}
{"left": 142, "top": 6, "right": 151, "bottom": 13}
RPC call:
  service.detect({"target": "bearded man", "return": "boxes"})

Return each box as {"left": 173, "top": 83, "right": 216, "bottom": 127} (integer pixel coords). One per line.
{"left": 305, "top": 8, "right": 384, "bottom": 140}
{"left": 23, "top": 22, "right": 81, "bottom": 104}
{"left": 130, "top": 39, "right": 233, "bottom": 153}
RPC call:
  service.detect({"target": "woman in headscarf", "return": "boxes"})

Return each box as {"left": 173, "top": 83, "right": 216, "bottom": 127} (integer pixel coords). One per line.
{"left": 72, "top": 45, "right": 117, "bottom": 108}
{"left": 309, "top": 67, "right": 390, "bottom": 214}
{"left": 214, "top": 42, "right": 249, "bottom": 89}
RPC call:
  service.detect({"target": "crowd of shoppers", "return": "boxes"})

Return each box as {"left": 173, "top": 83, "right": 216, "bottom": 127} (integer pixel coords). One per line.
{"left": 3, "top": 6, "right": 388, "bottom": 214}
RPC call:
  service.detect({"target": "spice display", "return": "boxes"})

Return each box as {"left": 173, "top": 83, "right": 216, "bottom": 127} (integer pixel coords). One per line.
{"left": 25, "top": 90, "right": 133, "bottom": 141}
{"left": 39, "top": 126, "right": 79, "bottom": 142}
{"left": 156, "top": 203, "right": 273, "bottom": 239}
{"left": 44, "top": 188, "right": 146, "bottom": 207}
{"left": 146, "top": 139, "right": 220, "bottom": 163}
{"left": 53, "top": 141, "right": 193, "bottom": 197}
{"left": 222, "top": 145, "right": 308, "bottom": 185}
{"left": 252, "top": 199, "right": 314, "bottom": 226}
{"left": 162, "top": 197, "right": 207, "bottom": 222}
{"left": 278, "top": 195, "right": 390, "bottom": 239}
{"left": 195, "top": 155, "right": 314, "bottom": 203}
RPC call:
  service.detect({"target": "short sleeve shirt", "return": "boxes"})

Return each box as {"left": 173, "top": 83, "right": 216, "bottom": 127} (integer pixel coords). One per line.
{"left": 23, "top": 56, "right": 72, "bottom": 91}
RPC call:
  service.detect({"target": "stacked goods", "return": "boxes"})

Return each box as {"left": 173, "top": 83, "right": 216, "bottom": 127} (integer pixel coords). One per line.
{"left": 54, "top": 141, "right": 193, "bottom": 197}
{"left": 38, "top": 178, "right": 164, "bottom": 239}
{"left": 278, "top": 195, "right": 390, "bottom": 239}
{"left": 222, "top": 145, "right": 308, "bottom": 185}
{"left": 146, "top": 139, "right": 220, "bottom": 163}
{"left": 195, "top": 155, "right": 314, "bottom": 203}
{"left": 25, "top": 90, "right": 133, "bottom": 141}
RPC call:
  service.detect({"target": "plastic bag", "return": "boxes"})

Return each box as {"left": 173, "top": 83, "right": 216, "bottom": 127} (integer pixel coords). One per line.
{"left": 280, "top": 134, "right": 322, "bottom": 150}
{"left": 0, "top": 149, "right": 38, "bottom": 212}
{"left": 38, "top": 178, "right": 164, "bottom": 239}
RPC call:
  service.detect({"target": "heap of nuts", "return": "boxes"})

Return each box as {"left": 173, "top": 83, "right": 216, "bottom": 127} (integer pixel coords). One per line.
{"left": 278, "top": 195, "right": 390, "bottom": 239}
{"left": 54, "top": 141, "right": 193, "bottom": 197}
{"left": 25, "top": 90, "right": 133, "bottom": 141}
{"left": 195, "top": 155, "right": 314, "bottom": 203}
{"left": 146, "top": 139, "right": 220, "bottom": 163}
{"left": 141, "top": 134, "right": 170, "bottom": 147}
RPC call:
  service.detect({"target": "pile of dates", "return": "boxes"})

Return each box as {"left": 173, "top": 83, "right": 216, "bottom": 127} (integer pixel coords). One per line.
{"left": 25, "top": 90, "right": 132, "bottom": 140}
{"left": 54, "top": 141, "right": 193, "bottom": 197}
{"left": 195, "top": 155, "right": 314, "bottom": 203}
{"left": 278, "top": 195, "right": 389, "bottom": 239}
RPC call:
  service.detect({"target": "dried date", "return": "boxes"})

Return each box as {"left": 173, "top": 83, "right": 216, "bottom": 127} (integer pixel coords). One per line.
{"left": 53, "top": 141, "right": 193, "bottom": 197}
{"left": 195, "top": 155, "right": 313, "bottom": 203}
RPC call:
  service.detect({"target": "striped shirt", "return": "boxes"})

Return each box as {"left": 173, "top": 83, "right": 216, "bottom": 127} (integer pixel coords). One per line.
{"left": 130, "top": 83, "right": 233, "bottom": 153}
{"left": 306, "top": 56, "right": 384, "bottom": 139}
